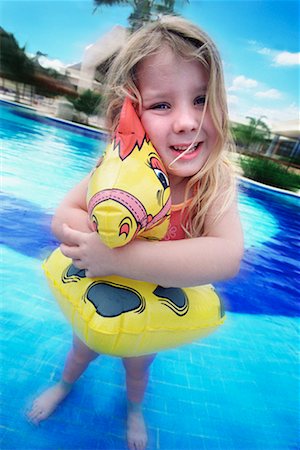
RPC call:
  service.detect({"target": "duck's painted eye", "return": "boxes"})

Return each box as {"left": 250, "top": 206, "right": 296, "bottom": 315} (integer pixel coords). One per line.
{"left": 153, "top": 168, "right": 169, "bottom": 189}
{"left": 149, "top": 156, "right": 169, "bottom": 190}
{"left": 119, "top": 216, "right": 133, "bottom": 238}
{"left": 119, "top": 222, "right": 130, "bottom": 237}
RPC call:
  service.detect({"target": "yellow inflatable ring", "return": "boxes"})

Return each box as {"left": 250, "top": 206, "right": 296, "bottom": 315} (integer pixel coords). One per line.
{"left": 43, "top": 249, "right": 224, "bottom": 357}
{"left": 43, "top": 98, "right": 225, "bottom": 357}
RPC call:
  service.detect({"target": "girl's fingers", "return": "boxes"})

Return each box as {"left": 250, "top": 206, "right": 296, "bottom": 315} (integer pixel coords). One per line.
{"left": 60, "top": 243, "right": 81, "bottom": 259}
{"left": 60, "top": 246, "right": 85, "bottom": 270}
{"left": 60, "top": 245, "right": 86, "bottom": 270}
{"left": 62, "top": 224, "right": 84, "bottom": 245}
{"left": 72, "top": 259, "right": 86, "bottom": 270}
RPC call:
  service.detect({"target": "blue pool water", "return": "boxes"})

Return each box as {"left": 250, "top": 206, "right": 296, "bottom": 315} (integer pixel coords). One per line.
{"left": 1, "top": 100, "right": 299, "bottom": 449}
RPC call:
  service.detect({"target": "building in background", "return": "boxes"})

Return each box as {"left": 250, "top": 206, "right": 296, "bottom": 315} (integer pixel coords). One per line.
{"left": 66, "top": 26, "right": 128, "bottom": 93}
{"left": 266, "top": 120, "right": 300, "bottom": 162}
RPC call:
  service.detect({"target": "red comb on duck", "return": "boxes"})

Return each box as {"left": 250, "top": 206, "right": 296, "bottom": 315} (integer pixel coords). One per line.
{"left": 113, "top": 97, "right": 150, "bottom": 160}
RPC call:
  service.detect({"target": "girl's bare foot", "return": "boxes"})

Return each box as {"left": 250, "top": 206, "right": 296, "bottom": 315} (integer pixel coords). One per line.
{"left": 27, "top": 380, "right": 72, "bottom": 425}
{"left": 127, "top": 401, "right": 148, "bottom": 450}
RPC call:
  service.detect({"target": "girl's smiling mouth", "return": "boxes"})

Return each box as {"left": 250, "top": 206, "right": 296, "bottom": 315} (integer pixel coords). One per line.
{"left": 170, "top": 142, "right": 203, "bottom": 155}
{"left": 171, "top": 142, "right": 199, "bottom": 150}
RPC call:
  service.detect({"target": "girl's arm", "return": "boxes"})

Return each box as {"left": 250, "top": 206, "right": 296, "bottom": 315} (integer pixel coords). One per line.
{"left": 52, "top": 156, "right": 104, "bottom": 242}
{"left": 114, "top": 196, "right": 243, "bottom": 286}
{"left": 61, "top": 192, "right": 244, "bottom": 287}
{"left": 51, "top": 174, "right": 91, "bottom": 243}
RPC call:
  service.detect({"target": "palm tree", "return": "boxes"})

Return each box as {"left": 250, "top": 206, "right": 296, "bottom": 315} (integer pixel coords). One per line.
{"left": 0, "top": 28, "right": 33, "bottom": 94}
{"left": 232, "top": 116, "right": 271, "bottom": 153}
{"left": 67, "top": 89, "right": 102, "bottom": 124}
{"left": 246, "top": 116, "right": 271, "bottom": 143}
{"left": 32, "top": 51, "right": 48, "bottom": 63}
{"left": 94, "top": 0, "right": 184, "bottom": 30}
{"left": 0, "top": 28, "right": 76, "bottom": 102}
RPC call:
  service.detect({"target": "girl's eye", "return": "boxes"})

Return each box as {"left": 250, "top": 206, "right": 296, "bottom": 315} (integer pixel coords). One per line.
{"left": 150, "top": 103, "right": 170, "bottom": 110}
{"left": 194, "top": 95, "right": 206, "bottom": 106}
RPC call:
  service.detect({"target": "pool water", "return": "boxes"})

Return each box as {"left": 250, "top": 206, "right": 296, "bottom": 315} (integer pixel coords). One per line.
{"left": 1, "top": 100, "right": 299, "bottom": 450}
{"left": 218, "top": 181, "right": 300, "bottom": 317}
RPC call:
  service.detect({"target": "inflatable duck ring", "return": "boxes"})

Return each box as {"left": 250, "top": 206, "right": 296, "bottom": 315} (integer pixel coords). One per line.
{"left": 43, "top": 98, "right": 225, "bottom": 357}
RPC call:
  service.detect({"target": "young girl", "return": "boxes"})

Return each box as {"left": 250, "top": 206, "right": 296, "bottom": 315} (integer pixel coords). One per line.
{"left": 28, "top": 15, "right": 243, "bottom": 450}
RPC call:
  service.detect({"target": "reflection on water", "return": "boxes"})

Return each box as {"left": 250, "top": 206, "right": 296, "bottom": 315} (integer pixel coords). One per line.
{"left": 1, "top": 100, "right": 106, "bottom": 208}
{"left": 239, "top": 192, "right": 279, "bottom": 249}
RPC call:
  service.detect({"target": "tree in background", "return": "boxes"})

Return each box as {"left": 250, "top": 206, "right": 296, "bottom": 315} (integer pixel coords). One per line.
{"left": 0, "top": 27, "right": 35, "bottom": 100}
{"left": 0, "top": 28, "right": 76, "bottom": 101}
{"left": 232, "top": 116, "right": 271, "bottom": 153}
{"left": 94, "top": 0, "right": 183, "bottom": 30}
{"left": 67, "top": 89, "right": 102, "bottom": 123}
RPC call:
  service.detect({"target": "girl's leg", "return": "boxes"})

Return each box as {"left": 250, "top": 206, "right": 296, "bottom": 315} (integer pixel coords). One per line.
{"left": 27, "top": 334, "right": 98, "bottom": 424}
{"left": 122, "top": 354, "right": 156, "bottom": 450}
{"left": 61, "top": 334, "right": 99, "bottom": 383}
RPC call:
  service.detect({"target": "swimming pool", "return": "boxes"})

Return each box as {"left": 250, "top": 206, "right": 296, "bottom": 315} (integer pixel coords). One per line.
{"left": 1, "top": 100, "right": 299, "bottom": 449}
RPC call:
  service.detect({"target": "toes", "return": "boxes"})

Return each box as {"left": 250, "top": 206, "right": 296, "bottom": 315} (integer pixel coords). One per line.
{"left": 27, "top": 405, "right": 39, "bottom": 419}
{"left": 27, "top": 413, "right": 40, "bottom": 425}
{"left": 127, "top": 437, "right": 147, "bottom": 450}
{"left": 27, "top": 410, "right": 41, "bottom": 424}
{"left": 28, "top": 403, "right": 40, "bottom": 415}
{"left": 128, "top": 441, "right": 135, "bottom": 450}
{"left": 27, "top": 405, "right": 46, "bottom": 425}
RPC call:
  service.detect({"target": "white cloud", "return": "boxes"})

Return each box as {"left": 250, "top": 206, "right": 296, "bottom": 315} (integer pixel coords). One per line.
{"left": 38, "top": 56, "right": 66, "bottom": 73}
{"left": 257, "top": 47, "right": 272, "bottom": 56}
{"left": 227, "top": 94, "right": 238, "bottom": 105}
{"left": 247, "top": 39, "right": 258, "bottom": 47}
{"left": 228, "top": 75, "right": 258, "bottom": 91}
{"left": 250, "top": 43, "right": 300, "bottom": 67}
{"left": 27, "top": 52, "right": 67, "bottom": 73}
{"left": 231, "top": 103, "right": 299, "bottom": 128}
{"left": 273, "top": 51, "right": 300, "bottom": 66}
{"left": 255, "top": 89, "right": 282, "bottom": 99}
{"left": 228, "top": 109, "right": 249, "bottom": 126}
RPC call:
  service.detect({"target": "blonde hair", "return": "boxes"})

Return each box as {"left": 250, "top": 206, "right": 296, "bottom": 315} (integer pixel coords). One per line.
{"left": 104, "top": 15, "right": 236, "bottom": 237}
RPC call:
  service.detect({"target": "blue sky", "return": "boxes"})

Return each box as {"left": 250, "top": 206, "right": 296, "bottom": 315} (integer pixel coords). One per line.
{"left": 2, "top": 0, "right": 299, "bottom": 127}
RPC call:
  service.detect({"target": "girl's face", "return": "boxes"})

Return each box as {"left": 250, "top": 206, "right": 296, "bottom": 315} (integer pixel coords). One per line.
{"left": 136, "top": 47, "right": 218, "bottom": 189}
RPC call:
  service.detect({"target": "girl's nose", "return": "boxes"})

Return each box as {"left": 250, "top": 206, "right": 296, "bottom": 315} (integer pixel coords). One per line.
{"left": 172, "top": 106, "right": 200, "bottom": 134}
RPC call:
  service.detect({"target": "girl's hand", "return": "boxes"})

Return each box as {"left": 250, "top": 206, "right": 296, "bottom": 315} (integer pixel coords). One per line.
{"left": 60, "top": 224, "right": 116, "bottom": 278}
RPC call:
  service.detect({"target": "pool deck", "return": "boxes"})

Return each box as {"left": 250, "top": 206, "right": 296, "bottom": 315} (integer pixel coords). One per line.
{"left": 0, "top": 95, "right": 107, "bottom": 132}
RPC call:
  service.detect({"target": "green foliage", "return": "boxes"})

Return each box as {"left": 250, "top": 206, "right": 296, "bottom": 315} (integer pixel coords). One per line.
{"left": 68, "top": 90, "right": 102, "bottom": 116}
{"left": 232, "top": 116, "right": 271, "bottom": 150}
{"left": 0, "top": 27, "right": 74, "bottom": 98}
{"left": 94, "top": 0, "right": 183, "bottom": 30}
{"left": 0, "top": 27, "right": 34, "bottom": 83}
{"left": 280, "top": 154, "right": 300, "bottom": 166}
{"left": 240, "top": 156, "right": 300, "bottom": 192}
